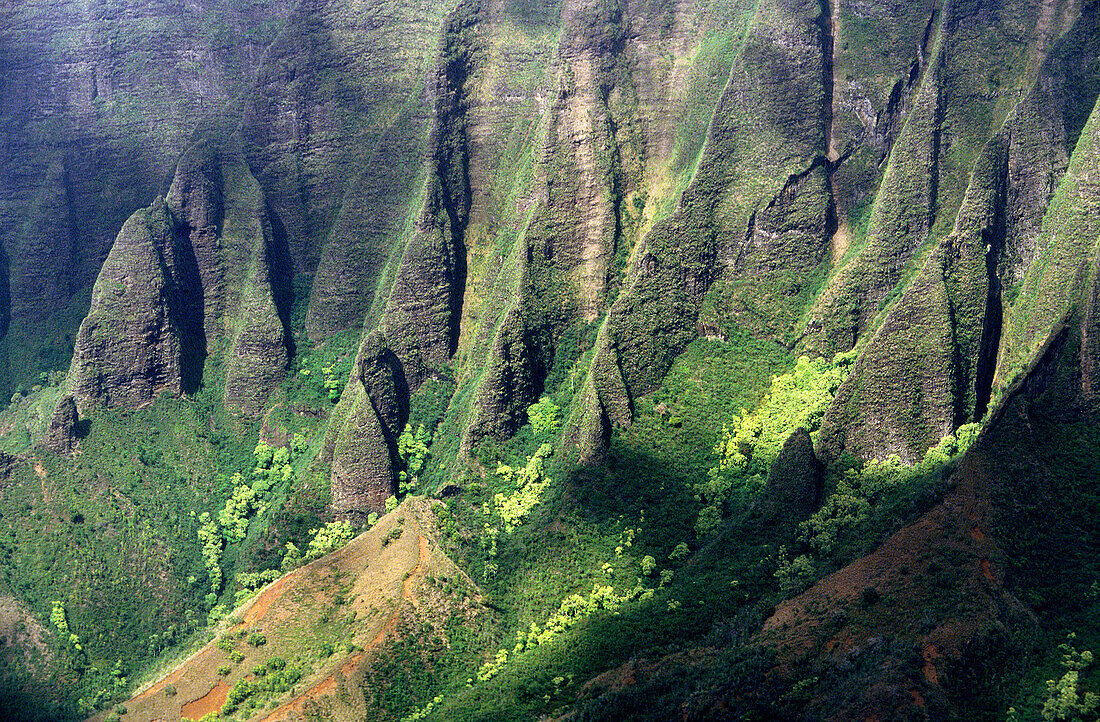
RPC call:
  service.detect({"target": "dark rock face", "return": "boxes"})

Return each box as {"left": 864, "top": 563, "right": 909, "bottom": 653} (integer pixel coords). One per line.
{"left": 378, "top": 1, "right": 475, "bottom": 395}
{"left": 815, "top": 3, "right": 1100, "bottom": 464}
{"left": 224, "top": 246, "right": 290, "bottom": 418}
{"left": 240, "top": 0, "right": 443, "bottom": 342}
{"left": 329, "top": 389, "right": 396, "bottom": 521}
{"left": 67, "top": 202, "right": 182, "bottom": 412}
{"left": 0, "top": 0, "right": 290, "bottom": 395}
{"left": 322, "top": 330, "right": 409, "bottom": 515}
{"left": 45, "top": 394, "right": 80, "bottom": 455}
{"left": 575, "top": 0, "right": 830, "bottom": 458}
{"left": 64, "top": 134, "right": 288, "bottom": 417}
{"left": 760, "top": 428, "right": 822, "bottom": 521}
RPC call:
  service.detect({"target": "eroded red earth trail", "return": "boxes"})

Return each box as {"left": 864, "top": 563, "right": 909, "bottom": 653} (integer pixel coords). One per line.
{"left": 257, "top": 535, "right": 429, "bottom": 722}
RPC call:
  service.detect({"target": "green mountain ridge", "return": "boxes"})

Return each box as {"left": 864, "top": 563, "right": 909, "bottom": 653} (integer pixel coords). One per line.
{"left": 2, "top": 0, "right": 1100, "bottom": 718}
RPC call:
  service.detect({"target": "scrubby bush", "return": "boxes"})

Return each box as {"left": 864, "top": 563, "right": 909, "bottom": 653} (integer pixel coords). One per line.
{"left": 527, "top": 397, "right": 561, "bottom": 436}
{"left": 305, "top": 521, "right": 356, "bottom": 561}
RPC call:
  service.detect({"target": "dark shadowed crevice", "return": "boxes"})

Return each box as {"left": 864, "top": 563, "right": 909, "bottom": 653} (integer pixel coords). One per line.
{"left": 817, "top": 0, "right": 834, "bottom": 159}
{"left": 436, "top": 6, "right": 475, "bottom": 359}
{"left": 974, "top": 156, "right": 1009, "bottom": 421}
{"left": 823, "top": 165, "right": 839, "bottom": 250}
{"left": 61, "top": 163, "right": 82, "bottom": 297}
{"left": 947, "top": 289, "right": 968, "bottom": 428}
{"left": 0, "top": 237, "right": 10, "bottom": 341}
{"left": 170, "top": 221, "right": 207, "bottom": 396}
{"left": 264, "top": 200, "right": 296, "bottom": 359}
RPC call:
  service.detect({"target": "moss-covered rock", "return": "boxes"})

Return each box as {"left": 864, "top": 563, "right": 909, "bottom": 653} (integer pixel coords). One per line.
{"left": 760, "top": 426, "right": 822, "bottom": 521}
{"left": 578, "top": 0, "right": 828, "bottom": 449}
{"left": 0, "top": 0, "right": 290, "bottom": 398}
{"left": 66, "top": 202, "right": 182, "bottom": 412}
{"left": 66, "top": 133, "right": 290, "bottom": 417}
{"left": 44, "top": 394, "right": 79, "bottom": 456}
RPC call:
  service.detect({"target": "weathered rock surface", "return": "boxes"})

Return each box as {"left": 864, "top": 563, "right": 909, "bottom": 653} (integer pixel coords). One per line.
{"left": 44, "top": 394, "right": 80, "bottom": 455}
{"left": 64, "top": 134, "right": 288, "bottom": 418}
{"left": 241, "top": 0, "right": 446, "bottom": 342}
{"left": 575, "top": 0, "right": 830, "bottom": 457}
{"left": 0, "top": 0, "right": 290, "bottom": 396}
{"left": 66, "top": 202, "right": 182, "bottom": 412}
{"left": 818, "top": 3, "right": 1100, "bottom": 464}
{"left": 322, "top": 330, "right": 409, "bottom": 515}
{"left": 760, "top": 428, "right": 822, "bottom": 521}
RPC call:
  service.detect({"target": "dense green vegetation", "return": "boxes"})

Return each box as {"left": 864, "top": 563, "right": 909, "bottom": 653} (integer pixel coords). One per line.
{"left": 3, "top": 0, "right": 1100, "bottom": 718}
{"left": 0, "top": 313, "right": 1062, "bottom": 720}
{"left": 0, "top": 276, "right": 358, "bottom": 718}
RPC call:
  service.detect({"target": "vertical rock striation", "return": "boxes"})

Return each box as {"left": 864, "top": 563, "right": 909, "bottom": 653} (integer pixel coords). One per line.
{"left": 59, "top": 133, "right": 288, "bottom": 423}
{"left": 0, "top": 0, "right": 290, "bottom": 396}
{"left": 817, "top": 2, "right": 1100, "bottom": 464}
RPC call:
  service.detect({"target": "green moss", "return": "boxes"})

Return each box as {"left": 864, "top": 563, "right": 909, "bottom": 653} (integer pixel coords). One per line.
{"left": 999, "top": 100, "right": 1100, "bottom": 382}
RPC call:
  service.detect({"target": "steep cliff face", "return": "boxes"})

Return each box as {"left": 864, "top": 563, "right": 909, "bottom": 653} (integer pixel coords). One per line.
{"left": 323, "top": 330, "right": 408, "bottom": 517}
{"left": 62, "top": 134, "right": 288, "bottom": 418}
{"left": 571, "top": 0, "right": 830, "bottom": 457}
{"left": 0, "top": 0, "right": 291, "bottom": 397}
{"left": 241, "top": 0, "right": 449, "bottom": 341}
{"left": 818, "top": 2, "right": 1100, "bottom": 464}
{"left": 730, "top": 188, "right": 1100, "bottom": 717}
{"left": 66, "top": 202, "right": 182, "bottom": 412}
{"left": 11, "top": 0, "right": 1100, "bottom": 716}
{"left": 43, "top": 0, "right": 1091, "bottom": 505}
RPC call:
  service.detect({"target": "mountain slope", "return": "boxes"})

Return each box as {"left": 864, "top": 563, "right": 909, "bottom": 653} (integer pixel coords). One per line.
{"left": 2, "top": 0, "right": 1100, "bottom": 719}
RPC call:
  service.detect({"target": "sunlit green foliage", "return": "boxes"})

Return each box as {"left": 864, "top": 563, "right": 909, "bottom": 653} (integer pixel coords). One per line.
{"left": 1039, "top": 635, "right": 1100, "bottom": 721}
{"left": 218, "top": 480, "right": 257, "bottom": 544}
{"left": 695, "top": 352, "right": 854, "bottom": 537}
{"left": 527, "top": 397, "right": 561, "bottom": 436}
{"left": 304, "top": 520, "right": 356, "bottom": 562}
{"left": 197, "top": 512, "right": 222, "bottom": 598}
{"left": 494, "top": 444, "right": 553, "bottom": 534}
{"left": 399, "top": 424, "right": 432, "bottom": 494}
{"left": 221, "top": 661, "right": 302, "bottom": 714}
{"left": 776, "top": 425, "right": 980, "bottom": 594}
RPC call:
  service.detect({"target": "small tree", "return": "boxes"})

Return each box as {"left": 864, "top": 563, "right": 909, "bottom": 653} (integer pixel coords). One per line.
{"left": 527, "top": 397, "right": 561, "bottom": 436}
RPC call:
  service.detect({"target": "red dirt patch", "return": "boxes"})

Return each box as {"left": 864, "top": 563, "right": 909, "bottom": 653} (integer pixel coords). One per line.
{"left": 257, "top": 536, "right": 432, "bottom": 721}
{"left": 404, "top": 536, "right": 429, "bottom": 606}
{"left": 180, "top": 679, "right": 229, "bottom": 720}
{"left": 921, "top": 643, "right": 940, "bottom": 685}
{"left": 234, "top": 569, "right": 303, "bottom": 631}
{"left": 258, "top": 653, "right": 365, "bottom": 722}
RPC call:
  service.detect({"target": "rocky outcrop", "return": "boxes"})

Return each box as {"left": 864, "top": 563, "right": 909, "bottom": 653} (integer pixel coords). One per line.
{"left": 377, "top": 1, "right": 476, "bottom": 394}
{"left": 66, "top": 202, "right": 182, "bottom": 411}
{"left": 241, "top": 0, "right": 444, "bottom": 341}
{"left": 323, "top": 330, "right": 409, "bottom": 515}
{"left": 574, "top": 0, "right": 830, "bottom": 455}
{"left": 0, "top": 0, "right": 290, "bottom": 397}
{"left": 997, "top": 19, "right": 1100, "bottom": 386}
{"left": 760, "top": 428, "right": 822, "bottom": 521}
{"left": 64, "top": 133, "right": 288, "bottom": 418}
{"left": 817, "top": 3, "right": 1100, "bottom": 464}
{"left": 224, "top": 246, "right": 289, "bottom": 419}
{"left": 329, "top": 389, "right": 396, "bottom": 520}
{"left": 44, "top": 394, "right": 80, "bottom": 455}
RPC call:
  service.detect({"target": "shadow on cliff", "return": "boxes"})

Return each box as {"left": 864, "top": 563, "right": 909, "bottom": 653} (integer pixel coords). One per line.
{"left": 264, "top": 200, "right": 296, "bottom": 360}
{"left": 562, "top": 322, "right": 1100, "bottom": 720}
